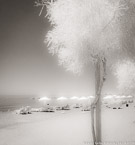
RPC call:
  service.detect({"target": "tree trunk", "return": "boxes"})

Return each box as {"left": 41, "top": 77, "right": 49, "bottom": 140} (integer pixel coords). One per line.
{"left": 91, "top": 106, "right": 96, "bottom": 145}
{"left": 95, "top": 94, "right": 102, "bottom": 144}
{"left": 91, "top": 57, "right": 106, "bottom": 145}
{"left": 95, "top": 58, "right": 102, "bottom": 144}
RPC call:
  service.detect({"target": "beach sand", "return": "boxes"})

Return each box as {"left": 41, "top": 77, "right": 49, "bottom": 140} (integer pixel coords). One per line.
{"left": 0, "top": 105, "right": 135, "bottom": 145}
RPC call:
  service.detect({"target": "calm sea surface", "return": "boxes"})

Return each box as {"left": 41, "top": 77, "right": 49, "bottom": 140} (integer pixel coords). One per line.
{"left": 0, "top": 96, "right": 41, "bottom": 111}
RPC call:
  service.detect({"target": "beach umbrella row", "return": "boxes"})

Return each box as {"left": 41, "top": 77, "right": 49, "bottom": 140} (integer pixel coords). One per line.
{"left": 103, "top": 95, "right": 134, "bottom": 100}
{"left": 38, "top": 96, "right": 94, "bottom": 101}
{"left": 38, "top": 95, "right": 133, "bottom": 102}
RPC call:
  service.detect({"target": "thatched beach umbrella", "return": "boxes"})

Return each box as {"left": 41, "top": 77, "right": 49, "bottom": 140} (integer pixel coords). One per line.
{"left": 70, "top": 96, "right": 79, "bottom": 107}
{"left": 78, "top": 96, "right": 88, "bottom": 106}
{"left": 38, "top": 97, "right": 51, "bottom": 106}
{"left": 57, "top": 96, "right": 68, "bottom": 106}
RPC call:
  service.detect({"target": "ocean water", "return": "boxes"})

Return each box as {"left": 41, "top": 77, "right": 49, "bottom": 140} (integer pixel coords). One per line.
{"left": 0, "top": 96, "right": 41, "bottom": 111}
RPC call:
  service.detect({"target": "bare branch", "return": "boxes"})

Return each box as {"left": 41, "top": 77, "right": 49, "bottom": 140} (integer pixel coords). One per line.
{"left": 102, "top": 0, "right": 128, "bottom": 32}
{"left": 35, "top": 0, "right": 55, "bottom": 16}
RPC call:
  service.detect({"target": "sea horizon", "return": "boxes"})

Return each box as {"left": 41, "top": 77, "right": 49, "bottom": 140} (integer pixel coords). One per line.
{"left": 0, "top": 95, "right": 41, "bottom": 111}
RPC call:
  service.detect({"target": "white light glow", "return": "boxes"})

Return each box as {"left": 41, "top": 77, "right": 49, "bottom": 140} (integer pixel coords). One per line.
{"left": 87, "top": 96, "right": 95, "bottom": 99}
{"left": 57, "top": 96, "right": 68, "bottom": 100}
{"left": 103, "top": 95, "right": 113, "bottom": 99}
{"left": 38, "top": 97, "right": 51, "bottom": 101}
{"left": 78, "top": 96, "right": 88, "bottom": 100}
{"left": 70, "top": 96, "right": 79, "bottom": 100}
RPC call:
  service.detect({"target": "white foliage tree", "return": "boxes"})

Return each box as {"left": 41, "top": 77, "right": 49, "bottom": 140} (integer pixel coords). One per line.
{"left": 115, "top": 60, "right": 135, "bottom": 94}
{"left": 36, "top": 0, "right": 135, "bottom": 144}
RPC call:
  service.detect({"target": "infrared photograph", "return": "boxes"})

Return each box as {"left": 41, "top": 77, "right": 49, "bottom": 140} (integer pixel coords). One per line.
{"left": 0, "top": 0, "right": 135, "bottom": 145}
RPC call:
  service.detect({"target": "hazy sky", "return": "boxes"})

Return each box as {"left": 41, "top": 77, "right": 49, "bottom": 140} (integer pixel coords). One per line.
{"left": 0, "top": 0, "right": 118, "bottom": 97}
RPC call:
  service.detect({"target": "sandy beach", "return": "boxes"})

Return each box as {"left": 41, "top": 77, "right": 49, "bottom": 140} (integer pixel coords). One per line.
{"left": 0, "top": 105, "right": 135, "bottom": 145}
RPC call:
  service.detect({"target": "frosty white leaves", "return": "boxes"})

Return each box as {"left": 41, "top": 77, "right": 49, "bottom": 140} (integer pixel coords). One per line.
{"left": 38, "top": 0, "right": 135, "bottom": 74}
{"left": 114, "top": 60, "right": 135, "bottom": 94}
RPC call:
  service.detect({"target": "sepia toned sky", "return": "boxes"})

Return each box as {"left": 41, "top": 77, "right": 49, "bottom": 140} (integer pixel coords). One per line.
{"left": 0, "top": 0, "right": 119, "bottom": 97}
